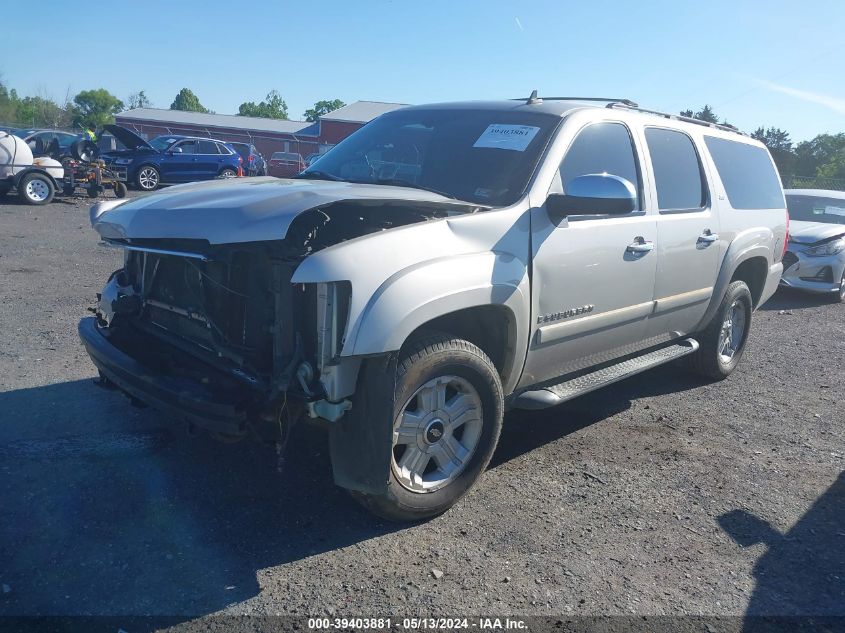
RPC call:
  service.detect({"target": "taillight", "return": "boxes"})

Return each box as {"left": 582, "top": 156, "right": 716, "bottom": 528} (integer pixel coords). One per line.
{"left": 238, "top": 156, "right": 243, "bottom": 164}
{"left": 783, "top": 210, "right": 790, "bottom": 258}
{"left": 248, "top": 155, "right": 254, "bottom": 162}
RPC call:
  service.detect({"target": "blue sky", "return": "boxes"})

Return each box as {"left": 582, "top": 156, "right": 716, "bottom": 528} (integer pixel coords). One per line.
{"left": 3, "top": 0, "right": 844, "bottom": 141}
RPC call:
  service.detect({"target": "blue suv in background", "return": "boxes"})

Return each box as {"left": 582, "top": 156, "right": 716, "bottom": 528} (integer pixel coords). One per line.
{"left": 100, "top": 125, "right": 242, "bottom": 191}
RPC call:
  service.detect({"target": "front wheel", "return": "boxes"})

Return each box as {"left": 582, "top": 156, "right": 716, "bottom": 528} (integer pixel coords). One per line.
{"left": 350, "top": 333, "right": 504, "bottom": 521}
{"left": 687, "top": 280, "right": 753, "bottom": 380}
{"left": 17, "top": 172, "right": 55, "bottom": 205}
{"left": 830, "top": 269, "right": 845, "bottom": 304}
{"left": 135, "top": 165, "right": 160, "bottom": 191}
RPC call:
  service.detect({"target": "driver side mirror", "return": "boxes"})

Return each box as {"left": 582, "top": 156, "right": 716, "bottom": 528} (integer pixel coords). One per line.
{"left": 546, "top": 173, "right": 637, "bottom": 221}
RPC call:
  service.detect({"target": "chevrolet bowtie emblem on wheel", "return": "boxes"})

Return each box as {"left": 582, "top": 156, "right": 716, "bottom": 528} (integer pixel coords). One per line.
{"left": 537, "top": 305, "right": 595, "bottom": 324}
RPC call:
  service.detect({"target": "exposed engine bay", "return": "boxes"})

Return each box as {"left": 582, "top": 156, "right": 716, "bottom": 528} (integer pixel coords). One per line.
{"left": 89, "top": 199, "right": 478, "bottom": 441}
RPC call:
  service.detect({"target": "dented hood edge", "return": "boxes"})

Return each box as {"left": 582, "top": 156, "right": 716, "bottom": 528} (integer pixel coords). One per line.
{"left": 89, "top": 177, "right": 484, "bottom": 245}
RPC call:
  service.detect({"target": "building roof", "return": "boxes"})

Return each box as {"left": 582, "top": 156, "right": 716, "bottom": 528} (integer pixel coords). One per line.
{"left": 115, "top": 108, "right": 319, "bottom": 136}
{"left": 319, "top": 101, "right": 408, "bottom": 123}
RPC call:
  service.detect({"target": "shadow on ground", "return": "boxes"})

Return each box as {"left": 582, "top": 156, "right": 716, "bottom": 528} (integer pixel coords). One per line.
{"left": 759, "top": 286, "right": 835, "bottom": 311}
{"left": 718, "top": 471, "right": 845, "bottom": 630}
{"left": 0, "top": 359, "right": 708, "bottom": 620}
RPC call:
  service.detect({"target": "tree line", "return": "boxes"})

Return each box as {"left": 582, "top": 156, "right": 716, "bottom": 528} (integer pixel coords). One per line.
{"left": 1, "top": 80, "right": 841, "bottom": 182}
{"left": 0, "top": 80, "right": 345, "bottom": 131}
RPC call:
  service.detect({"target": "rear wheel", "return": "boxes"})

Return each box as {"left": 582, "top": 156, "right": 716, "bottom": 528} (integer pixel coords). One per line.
{"left": 219, "top": 168, "right": 237, "bottom": 178}
{"left": 350, "top": 332, "right": 504, "bottom": 522}
{"left": 17, "top": 172, "right": 55, "bottom": 205}
{"left": 135, "top": 165, "right": 159, "bottom": 191}
{"left": 687, "top": 280, "right": 753, "bottom": 380}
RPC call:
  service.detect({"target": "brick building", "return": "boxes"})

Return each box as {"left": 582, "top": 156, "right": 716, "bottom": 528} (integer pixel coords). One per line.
{"left": 113, "top": 101, "right": 406, "bottom": 162}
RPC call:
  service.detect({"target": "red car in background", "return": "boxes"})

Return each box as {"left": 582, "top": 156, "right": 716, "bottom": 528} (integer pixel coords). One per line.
{"left": 268, "top": 151, "right": 305, "bottom": 178}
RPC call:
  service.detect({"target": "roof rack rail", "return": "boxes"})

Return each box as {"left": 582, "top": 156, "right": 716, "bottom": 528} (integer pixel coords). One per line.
{"left": 606, "top": 102, "right": 746, "bottom": 135}
{"left": 514, "top": 92, "right": 638, "bottom": 108}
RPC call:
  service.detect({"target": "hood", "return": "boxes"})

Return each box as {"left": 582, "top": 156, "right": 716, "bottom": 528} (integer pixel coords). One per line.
{"left": 789, "top": 220, "right": 845, "bottom": 245}
{"left": 102, "top": 124, "right": 155, "bottom": 151}
{"left": 90, "top": 177, "right": 480, "bottom": 245}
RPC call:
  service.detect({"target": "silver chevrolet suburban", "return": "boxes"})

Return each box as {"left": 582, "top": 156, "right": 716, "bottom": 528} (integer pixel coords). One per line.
{"left": 80, "top": 94, "right": 788, "bottom": 520}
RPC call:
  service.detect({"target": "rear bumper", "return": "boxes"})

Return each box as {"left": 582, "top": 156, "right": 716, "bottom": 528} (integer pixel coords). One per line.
{"left": 78, "top": 317, "right": 248, "bottom": 435}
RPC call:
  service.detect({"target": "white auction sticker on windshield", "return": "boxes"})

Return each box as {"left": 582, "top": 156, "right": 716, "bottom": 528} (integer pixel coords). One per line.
{"left": 825, "top": 205, "right": 845, "bottom": 217}
{"left": 473, "top": 124, "right": 540, "bottom": 151}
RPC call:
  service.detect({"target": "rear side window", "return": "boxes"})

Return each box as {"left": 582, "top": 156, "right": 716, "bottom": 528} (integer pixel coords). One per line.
{"left": 645, "top": 128, "right": 706, "bottom": 211}
{"left": 196, "top": 140, "right": 219, "bottom": 154}
{"left": 560, "top": 122, "right": 641, "bottom": 210}
{"left": 216, "top": 143, "right": 232, "bottom": 155}
{"left": 704, "top": 136, "right": 784, "bottom": 209}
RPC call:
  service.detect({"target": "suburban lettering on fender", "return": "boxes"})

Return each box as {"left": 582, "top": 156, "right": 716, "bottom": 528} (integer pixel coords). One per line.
{"left": 537, "top": 305, "right": 595, "bottom": 324}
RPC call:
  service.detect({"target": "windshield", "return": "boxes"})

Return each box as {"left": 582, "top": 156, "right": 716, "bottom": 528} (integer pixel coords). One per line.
{"left": 149, "top": 136, "right": 178, "bottom": 151}
{"left": 299, "top": 108, "right": 560, "bottom": 205}
{"left": 786, "top": 195, "right": 845, "bottom": 225}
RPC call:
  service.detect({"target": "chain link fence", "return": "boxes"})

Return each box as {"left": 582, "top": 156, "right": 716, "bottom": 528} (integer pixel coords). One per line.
{"left": 783, "top": 175, "right": 845, "bottom": 191}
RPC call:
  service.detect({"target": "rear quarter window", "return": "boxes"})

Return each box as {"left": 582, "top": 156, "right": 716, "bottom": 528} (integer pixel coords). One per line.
{"left": 704, "top": 136, "right": 784, "bottom": 210}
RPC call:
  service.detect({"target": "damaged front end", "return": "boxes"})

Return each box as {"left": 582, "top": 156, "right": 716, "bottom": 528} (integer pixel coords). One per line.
{"left": 80, "top": 187, "right": 481, "bottom": 444}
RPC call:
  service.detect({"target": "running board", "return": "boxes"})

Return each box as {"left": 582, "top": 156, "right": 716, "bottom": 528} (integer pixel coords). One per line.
{"left": 511, "top": 338, "right": 699, "bottom": 411}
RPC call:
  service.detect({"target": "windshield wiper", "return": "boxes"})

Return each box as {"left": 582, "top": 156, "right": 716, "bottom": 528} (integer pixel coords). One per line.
{"left": 295, "top": 170, "right": 343, "bottom": 182}
{"left": 367, "top": 178, "right": 457, "bottom": 200}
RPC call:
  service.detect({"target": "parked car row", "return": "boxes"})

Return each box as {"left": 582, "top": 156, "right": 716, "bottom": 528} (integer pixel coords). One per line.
{"left": 781, "top": 189, "right": 845, "bottom": 303}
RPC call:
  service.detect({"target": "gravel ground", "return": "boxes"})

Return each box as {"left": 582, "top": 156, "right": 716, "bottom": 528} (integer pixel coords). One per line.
{"left": 0, "top": 192, "right": 842, "bottom": 627}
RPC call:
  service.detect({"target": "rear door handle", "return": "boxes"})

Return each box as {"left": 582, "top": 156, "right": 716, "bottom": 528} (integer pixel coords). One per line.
{"left": 626, "top": 237, "right": 654, "bottom": 254}
{"left": 697, "top": 230, "right": 719, "bottom": 244}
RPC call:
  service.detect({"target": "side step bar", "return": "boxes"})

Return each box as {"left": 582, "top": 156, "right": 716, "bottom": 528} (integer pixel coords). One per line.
{"left": 511, "top": 338, "right": 699, "bottom": 411}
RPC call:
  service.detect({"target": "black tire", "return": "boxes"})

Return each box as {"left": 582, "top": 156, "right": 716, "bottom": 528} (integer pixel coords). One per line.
{"left": 17, "top": 172, "right": 55, "bottom": 205}
{"left": 830, "top": 270, "right": 845, "bottom": 304}
{"left": 350, "top": 332, "right": 504, "bottom": 522}
{"left": 87, "top": 186, "right": 100, "bottom": 199}
{"left": 62, "top": 185, "right": 76, "bottom": 197}
{"left": 134, "top": 165, "right": 160, "bottom": 191}
{"left": 687, "top": 280, "right": 753, "bottom": 380}
{"left": 219, "top": 168, "right": 237, "bottom": 178}
{"left": 0, "top": 185, "right": 9, "bottom": 198}
{"left": 114, "top": 182, "right": 128, "bottom": 198}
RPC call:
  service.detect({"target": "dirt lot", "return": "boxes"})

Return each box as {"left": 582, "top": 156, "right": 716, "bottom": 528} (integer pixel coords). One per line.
{"left": 0, "top": 192, "right": 842, "bottom": 627}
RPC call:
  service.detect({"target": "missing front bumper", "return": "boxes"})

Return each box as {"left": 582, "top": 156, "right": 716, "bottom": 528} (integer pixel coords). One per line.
{"left": 78, "top": 317, "right": 249, "bottom": 436}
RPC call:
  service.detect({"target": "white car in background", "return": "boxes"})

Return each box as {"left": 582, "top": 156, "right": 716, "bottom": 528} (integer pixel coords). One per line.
{"left": 782, "top": 189, "right": 845, "bottom": 302}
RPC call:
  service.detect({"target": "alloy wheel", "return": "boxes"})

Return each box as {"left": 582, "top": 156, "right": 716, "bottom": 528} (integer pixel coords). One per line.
{"left": 391, "top": 375, "right": 483, "bottom": 493}
{"left": 718, "top": 299, "right": 747, "bottom": 365}
{"left": 138, "top": 167, "right": 159, "bottom": 190}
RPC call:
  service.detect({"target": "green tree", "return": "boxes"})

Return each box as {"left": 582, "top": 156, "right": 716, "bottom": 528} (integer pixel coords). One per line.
{"left": 752, "top": 127, "right": 795, "bottom": 177}
{"left": 0, "top": 79, "right": 19, "bottom": 124}
{"left": 17, "top": 95, "right": 71, "bottom": 128}
{"left": 303, "top": 99, "right": 346, "bottom": 122}
{"left": 73, "top": 88, "right": 123, "bottom": 129}
{"left": 170, "top": 88, "right": 209, "bottom": 113}
{"left": 794, "top": 133, "right": 845, "bottom": 179}
{"left": 680, "top": 105, "right": 719, "bottom": 123}
{"left": 238, "top": 90, "right": 288, "bottom": 119}
{"left": 126, "top": 90, "right": 152, "bottom": 110}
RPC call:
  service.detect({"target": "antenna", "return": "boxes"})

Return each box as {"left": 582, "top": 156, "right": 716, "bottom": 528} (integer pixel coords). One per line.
{"left": 526, "top": 90, "right": 542, "bottom": 105}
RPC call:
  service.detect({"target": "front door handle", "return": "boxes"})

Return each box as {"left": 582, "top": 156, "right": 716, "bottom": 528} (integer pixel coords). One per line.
{"left": 626, "top": 237, "right": 654, "bottom": 254}
{"left": 698, "top": 229, "right": 719, "bottom": 244}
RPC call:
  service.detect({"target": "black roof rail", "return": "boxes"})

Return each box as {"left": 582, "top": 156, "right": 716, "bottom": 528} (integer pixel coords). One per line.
{"left": 514, "top": 92, "right": 638, "bottom": 108}
{"left": 607, "top": 102, "right": 747, "bottom": 135}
